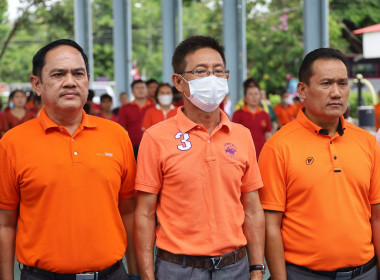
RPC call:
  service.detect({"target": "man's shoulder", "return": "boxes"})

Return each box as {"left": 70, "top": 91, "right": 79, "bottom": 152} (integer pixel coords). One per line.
{"left": 87, "top": 115, "right": 126, "bottom": 134}
{"left": 266, "top": 120, "right": 302, "bottom": 145}
{"left": 1, "top": 117, "right": 39, "bottom": 140}
{"left": 344, "top": 121, "right": 377, "bottom": 141}
{"left": 145, "top": 115, "right": 177, "bottom": 135}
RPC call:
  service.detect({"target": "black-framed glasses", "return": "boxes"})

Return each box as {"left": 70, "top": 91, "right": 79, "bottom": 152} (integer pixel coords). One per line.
{"left": 181, "top": 68, "right": 230, "bottom": 78}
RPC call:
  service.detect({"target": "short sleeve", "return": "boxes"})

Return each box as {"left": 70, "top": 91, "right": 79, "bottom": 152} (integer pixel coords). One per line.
{"left": 119, "top": 131, "right": 137, "bottom": 199}
{"left": 0, "top": 142, "right": 20, "bottom": 210}
{"left": 135, "top": 131, "right": 163, "bottom": 194}
{"left": 258, "top": 142, "right": 286, "bottom": 212}
{"left": 369, "top": 138, "right": 380, "bottom": 205}
{"left": 240, "top": 129, "right": 263, "bottom": 193}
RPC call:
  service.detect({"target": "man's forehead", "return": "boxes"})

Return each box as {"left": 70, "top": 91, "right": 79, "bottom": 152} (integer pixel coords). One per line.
{"left": 311, "top": 58, "right": 347, "bottom": 76}
{"left": 43, "top": 45, "right": 85, "bottom": 68}
{"left": 185, "top": 48, "right": 224, "bottom": 66}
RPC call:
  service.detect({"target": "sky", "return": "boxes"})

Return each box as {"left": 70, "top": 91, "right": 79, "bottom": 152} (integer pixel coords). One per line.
{"left": 7, "top": 0, "right": 23, "bottom": 22}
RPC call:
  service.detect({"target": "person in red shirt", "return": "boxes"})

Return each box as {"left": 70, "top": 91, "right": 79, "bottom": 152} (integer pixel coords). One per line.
{"left": 98, "top": 93, "right": 118, "bottom": 122}
{"left": 0, "top": 89, "right": 35, "bottom": 137}
{"left": 118, "top": 79, "right": 154, "bottom": 158}
{"left": 142, "top": 83, "right": 177, "bottom": 130}
{"left": 146, "top": 78, "right": 159, "bottom": 102}
{"left": 232, "top": 85, "right": 271, "bottom": 159}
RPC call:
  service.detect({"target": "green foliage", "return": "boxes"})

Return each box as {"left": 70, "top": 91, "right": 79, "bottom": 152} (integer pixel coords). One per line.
{"left": 1, "top": 0, "right": 380, "bottom": 93}
{"left": 245, "top": 0, "right": 303, "bottom": 94}
{"left": 348, "top": 91, "right": 375, "bottom": 118}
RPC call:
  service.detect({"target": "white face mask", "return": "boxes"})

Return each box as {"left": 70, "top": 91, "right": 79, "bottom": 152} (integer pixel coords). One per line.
{"left": 158, "top": 94, "right": 173, "bottom": 106}
{"left": 181, "top": 75, "right": 229, "bottom": 112}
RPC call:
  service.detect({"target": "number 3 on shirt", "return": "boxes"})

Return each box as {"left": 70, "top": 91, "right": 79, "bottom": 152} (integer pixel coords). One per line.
{"left": 175, "top": 132, "right": 192, "bottom": 151}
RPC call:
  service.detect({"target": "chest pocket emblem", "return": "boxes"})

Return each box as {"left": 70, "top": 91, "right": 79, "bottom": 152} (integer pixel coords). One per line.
{"left": 175, "top": 132, "right": 192, "bottom": 151}
{"left": 306, "top": 157, "right": 314, "bottom": 165}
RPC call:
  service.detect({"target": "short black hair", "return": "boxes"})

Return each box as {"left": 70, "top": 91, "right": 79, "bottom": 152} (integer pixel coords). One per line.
{"left": 87, "top": 89, "right": 95, "bottom": 101}
{"left": 100, "top": 93, "right": 113, "bottom": 102}
{"left": 154, "top": 83, "right": 172, "bottom": 103}
{"left": 172, "top": 35, "right": 226, "bottom": 74}
{"left": 131, "top": 79, "right": 146, "bottom": 89}
{"left": 298, "top": 48, "right": 348, "bottom": 85}
{"left": 243, "top": 77, "right": 260, "bottom": 96}
{"left": 32, "top": 39, "right": 89, "bottom": 80}
{"left": 146, "top": 78, "right": 158, "bottom": 86}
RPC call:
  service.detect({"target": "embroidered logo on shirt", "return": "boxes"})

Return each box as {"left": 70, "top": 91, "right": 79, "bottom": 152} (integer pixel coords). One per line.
{"left": 175, "top": 132, "right": 192, "bottom": 151}
{"left": 306, "top": 157, "right": 314, "bottom": 165}
{"left": 96, "top": 152, "right": 114, "bottom": 157}
{"left": 224, "top": 143, "right": 237, "bottom": 159}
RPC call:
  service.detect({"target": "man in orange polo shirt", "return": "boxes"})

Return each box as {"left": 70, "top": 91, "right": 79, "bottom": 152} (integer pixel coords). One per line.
{"left": 259, "top": 48, "right": 380, "bottom": 279}
{"left": 0, "top": 39, "right": 139, "bottom": 280}
{"left": 134, "top": 36, "right": 265, "bottom": 280}
{"left": 118, "top": 79, "right": 154, "bottom": 159}
{"left": 273, "top": 91, "right": 297, "bottom": 128}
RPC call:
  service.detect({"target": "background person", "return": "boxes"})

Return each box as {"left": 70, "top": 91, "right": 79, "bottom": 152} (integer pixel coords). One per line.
{"left": 0, "top": 39, "right": 139, "bottom": 280}
{"left": 98, "top": 93, "right": 118, "bottom": 122}
{"left": 273, "top": 91, "right": 297, "bottom": 128}
{"left": 259, "top": 48, "right": 380, "bottom": 280}
{"left": 0, "top": 89, "right": 35, "bottom": 137}
{"left": 142, "top": 83, "right": 177, "bottom": 130}
{"left": 113, "top": 91, "right": 130, "bottom": 116}
{"left": 134, "top": 35, "right": 265, "bottom": 280}
{"left": 118, "top": 79, "right": 154, "bottom": 159}
{"left": 146, "top": 78, "right": 159, "bottom": 102}
{"left": 232, "top": 84, "right": 272, "bottom": 159}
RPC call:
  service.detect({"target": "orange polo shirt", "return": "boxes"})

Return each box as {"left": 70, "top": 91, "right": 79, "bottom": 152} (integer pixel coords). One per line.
{"left": 0, "top": 108, "right": 136, "bottom": 273}
{"left": 374, "top": 103, "right": 380, "bottom": 131}
{"left": 135, "top": 107, "right": 263, "bottom": 256}
{"left": 274, "top": 103, "right": 297, "bottom": 126}
{"left": 258, "top": 109, "right": 380, "bottom": 271}
{"left": 142, "top": 104, "right": 177, "bottom": 130}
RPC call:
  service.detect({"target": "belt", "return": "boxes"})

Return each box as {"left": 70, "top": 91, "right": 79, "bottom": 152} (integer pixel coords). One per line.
{"left": 22, "top": 260, "right": 122, "bottom": 280}
{"left": 287, "top": 256, "right": 377, "bottom": 279}
{"left": 156, "top": 246, "right": 246, "bottom": 270}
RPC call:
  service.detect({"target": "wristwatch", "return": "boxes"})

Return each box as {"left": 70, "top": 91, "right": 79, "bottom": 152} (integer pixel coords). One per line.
{"left": 250, "top": 264, "right": 266, "bottom": 274}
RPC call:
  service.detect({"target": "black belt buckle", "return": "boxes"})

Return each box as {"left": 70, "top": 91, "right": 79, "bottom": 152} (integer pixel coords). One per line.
{"left": 210, "top": 256, "right": 223, "bottom": 270}
{"left": 76, "top": 272, "right": 98, "bottom": 280}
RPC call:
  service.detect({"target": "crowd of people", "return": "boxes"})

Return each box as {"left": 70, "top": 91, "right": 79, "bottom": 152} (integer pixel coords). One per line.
{"left": 0, "top": 35, "right": 380, "bottom": 280}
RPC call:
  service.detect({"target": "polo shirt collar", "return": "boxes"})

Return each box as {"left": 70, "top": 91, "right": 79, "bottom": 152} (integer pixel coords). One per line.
{"left": 296, "top": 108, "right": 346, "bottom": 136}
{"left": 38, "top": 107, "right": 97, "bottom": 132}
{"left": 176, "top": 106, "right": 232, "bottom": 133}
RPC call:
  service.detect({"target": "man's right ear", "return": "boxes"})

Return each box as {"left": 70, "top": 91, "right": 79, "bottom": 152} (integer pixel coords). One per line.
{"left": 172, "top": 74, "right": 185, "bottom": 93}
{"left": 297, "top": 82, "right": 307, "bottom": 100}
{"left": 29, "top": 75, "right": 42, "bottom": 96}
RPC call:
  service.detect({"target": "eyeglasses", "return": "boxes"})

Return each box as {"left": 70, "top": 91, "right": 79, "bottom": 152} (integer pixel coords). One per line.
{"left": 181, "top": 68, "right": 230, "bottom": 78}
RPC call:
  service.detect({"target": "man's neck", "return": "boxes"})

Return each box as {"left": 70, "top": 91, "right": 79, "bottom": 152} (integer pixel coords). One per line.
{"left": 45, "top": 108, "right": 83, "bottom": 135}
{"left": 304, "top": 109, "right": 340, "bottom": 137}
{"left": 182, "top": 102, "right": 220, "bottom": 135}
{"left": 134, "top": 98, "right": 147, "bottom": 107}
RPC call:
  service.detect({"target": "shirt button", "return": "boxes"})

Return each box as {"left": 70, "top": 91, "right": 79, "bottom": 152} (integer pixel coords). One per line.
{"left": 197, "top": 126, "right": 201, "bottom": 129}
{"left": 72, "top": 139, "right": 75, "bottom": 141}
{"left": 334, "top": 156, "right": 337, "bottom": 160}
{"left": 330, "top": 141, "right": 332, "bottom": 144}
{"left": 208, "top": 140, "right": 211, "bottom": 143}
{"left": 74, "top": 152, "right": 78, "bottom": 156}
